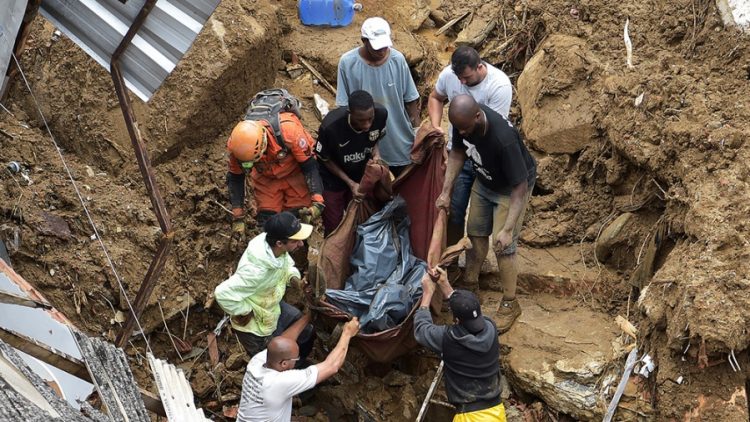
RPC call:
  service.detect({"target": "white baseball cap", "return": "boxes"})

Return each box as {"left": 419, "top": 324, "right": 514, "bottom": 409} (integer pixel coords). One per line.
{"left": 361, "top": 17, "right": 393, "bottom": 50}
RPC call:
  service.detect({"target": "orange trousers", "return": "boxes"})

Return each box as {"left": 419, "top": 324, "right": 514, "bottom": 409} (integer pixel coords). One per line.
{"left": 252, "top": 170, "right": 311, "bottom": 213}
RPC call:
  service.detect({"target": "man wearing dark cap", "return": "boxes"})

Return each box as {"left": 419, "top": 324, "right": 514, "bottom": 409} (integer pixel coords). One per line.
{"left": 414, "top": 269, "right": 506, "bottom": 421}
{"left": 215, "top": 211, "right": 315, "bottom": 360}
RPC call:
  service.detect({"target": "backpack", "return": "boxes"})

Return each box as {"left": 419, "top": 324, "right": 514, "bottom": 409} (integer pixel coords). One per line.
{"left": 244, "top": 89, "right": 302, "bottom": 153}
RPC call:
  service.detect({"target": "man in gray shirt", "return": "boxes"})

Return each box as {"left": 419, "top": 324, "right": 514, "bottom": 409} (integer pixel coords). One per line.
{"left": 336, "top": 17, "right": 420, "bottom": 176}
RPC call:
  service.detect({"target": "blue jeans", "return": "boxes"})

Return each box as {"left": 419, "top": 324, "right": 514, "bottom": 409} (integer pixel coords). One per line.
{"left": 450, "top": 160, "right": 476, "bottom": 227}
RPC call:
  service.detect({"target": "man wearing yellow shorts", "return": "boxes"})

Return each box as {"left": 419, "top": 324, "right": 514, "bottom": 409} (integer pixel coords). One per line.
{"left": 415, "top": 269, "right": 506, "bottom": 421}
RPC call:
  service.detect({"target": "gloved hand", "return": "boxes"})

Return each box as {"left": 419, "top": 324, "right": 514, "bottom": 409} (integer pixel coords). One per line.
{"left": 229, "top": 218, "right": 246, "bottom": 251}
{"left": 300, "top": 202, "right": 324, "bottom": 224}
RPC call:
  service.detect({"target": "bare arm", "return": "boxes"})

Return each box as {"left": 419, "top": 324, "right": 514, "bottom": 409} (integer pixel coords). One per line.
{"left": 406, "top": 99, "right": 420, "bottom": 128}
{"left": 279, "top": 311, "right": 311, "bottom": 341}
{"left": 495, "top": 181, "right": 529, "bottom": 249}
{"left": 502, "top": 182, "right": 528, "bottom": 233}
{"left": 315, "top": 318, "right": 359, "bottom": 384}
{"left": 419, "top": 273, "right": 435, "bottom": 308}
{"left": 322, "top": 159, "right": 357, "bottom": 190}
{"left": 434, "top": 267, "right": 454, "bottom": 300}
{"left": 435, "top": 148, "right": 467, "bottom": 210}
{"left": 371, "top": 144, "right": 382, "bottom": 163}
{"left": 427, "top": 89, "right": 448, "bottom": 132}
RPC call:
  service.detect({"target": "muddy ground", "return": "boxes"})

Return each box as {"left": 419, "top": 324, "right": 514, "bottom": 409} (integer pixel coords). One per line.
{"left": 1, "top": 0, "right": 750, "bottom": 420}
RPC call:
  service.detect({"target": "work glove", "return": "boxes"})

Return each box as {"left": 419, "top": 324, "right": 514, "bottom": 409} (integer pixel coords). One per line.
{"left": 229, "top": 218, "right": 246, "bottom": 252}
{"left": 300, "top": 202, "right": 324, "bottom": 224}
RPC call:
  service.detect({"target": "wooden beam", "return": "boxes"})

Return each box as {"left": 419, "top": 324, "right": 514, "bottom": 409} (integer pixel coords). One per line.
{"left": 298, "top": 56, "right": 337, "bottom": 96}
{"left": 435, "top": 11, "right": 470, "bottom": 36}
{"left": 0, "top": 289, "right": 52, "bottom": 309}
{"left": 0, "top": 327, "right": 88, "bottom": 379}
{"left": 0, "top": 327, "right": 165, "bottom": 417}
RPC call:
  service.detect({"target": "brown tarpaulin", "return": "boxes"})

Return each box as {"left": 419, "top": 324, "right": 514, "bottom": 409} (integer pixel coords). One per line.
{"left": 313, "top": 123, "right": 448, "bottom": 362}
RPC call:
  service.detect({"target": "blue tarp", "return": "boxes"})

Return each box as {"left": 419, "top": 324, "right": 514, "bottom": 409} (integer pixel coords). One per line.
{"left": 325, "top": 197, "right": 425, "bottom": 333}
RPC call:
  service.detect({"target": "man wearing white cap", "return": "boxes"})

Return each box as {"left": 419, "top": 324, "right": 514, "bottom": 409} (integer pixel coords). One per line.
{"left": 335, "top": 17, "right": 420, "bottom": 177}
{"left": 215, "top": 211, "right": 316, "bottom": 360}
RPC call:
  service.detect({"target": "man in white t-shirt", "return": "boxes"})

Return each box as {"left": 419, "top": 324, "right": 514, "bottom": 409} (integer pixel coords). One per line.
{"left": 427, "top": 46, "right": 513, "bottom": 287}
{"left": 237, "top": 314, "right": 360, "bottom": 422}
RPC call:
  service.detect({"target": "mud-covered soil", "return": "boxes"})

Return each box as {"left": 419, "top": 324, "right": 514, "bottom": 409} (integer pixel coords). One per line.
{"left": 2, "top": 0, "right": 750, "bottom": 420}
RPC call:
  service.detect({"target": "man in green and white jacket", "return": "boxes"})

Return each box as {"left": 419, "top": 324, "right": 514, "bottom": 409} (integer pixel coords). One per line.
{"left": 215, "top": 212, "right": 315, "bottom": 362}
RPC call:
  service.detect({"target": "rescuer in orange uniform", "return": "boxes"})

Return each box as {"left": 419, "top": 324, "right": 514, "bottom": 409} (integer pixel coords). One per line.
{"left": 226, "top": 116, "right": 325, "bottom": 244}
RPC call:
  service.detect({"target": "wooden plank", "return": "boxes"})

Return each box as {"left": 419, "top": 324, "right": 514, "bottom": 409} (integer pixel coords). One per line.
{"left": 435, "top": 11, "right": 470, "bottom": 36}
{"left": 0, "top": 259, "right": 69, "bottom": 325}
{"left": 0, "top": 289, "right": 52, "bottom": 309}
{"left": 0, "top": 327, "right": 90, "bottom": 379}
{"left": 0, "top": 327, "right": 166, "bottom": 417}
{"left": 298, "top": 56, "right": 337, "bottom": 96}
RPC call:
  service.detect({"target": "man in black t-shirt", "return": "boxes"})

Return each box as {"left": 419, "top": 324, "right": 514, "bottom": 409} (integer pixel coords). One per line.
{"left": 316, "top": 90, "right": 387, "bottom": 234}
{"left": 436, "top": 95, "right": 536, "bottom": 333}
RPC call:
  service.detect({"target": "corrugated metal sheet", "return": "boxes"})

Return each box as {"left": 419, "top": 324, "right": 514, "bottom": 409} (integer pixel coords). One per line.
{"left": 73, "top": 331, "right": 150, "bottom": 422}
{"left": 0, "top": 0, "right": 27, "bottom": 93}
{"left": 39, "top": 0, "right": 221, "bottom": 101}
{"left": 0, "top": 260, "right": 94, "bottom": 408}
{"left": 0, "top": 340, "right": 107, "bottom": 422}
{"left": 716, "top": 0, "right": 750, "bottom": 31}
{"left": 148, "top": 353, "right": 209, "bottom": 422}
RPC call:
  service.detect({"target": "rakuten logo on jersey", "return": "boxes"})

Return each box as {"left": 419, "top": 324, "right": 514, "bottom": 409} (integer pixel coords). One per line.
{"left": 343, "top": 150, "right": 370, "bottom": 163}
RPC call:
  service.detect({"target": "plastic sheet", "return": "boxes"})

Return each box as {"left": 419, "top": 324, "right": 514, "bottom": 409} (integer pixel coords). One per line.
{"left": 325, "top": 197, "right": 426, "bottom": 333}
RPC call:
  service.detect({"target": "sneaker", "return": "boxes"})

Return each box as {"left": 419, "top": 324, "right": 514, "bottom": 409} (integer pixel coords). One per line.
{"left": 496, "top": 299, "right": 521, "bottom": 333}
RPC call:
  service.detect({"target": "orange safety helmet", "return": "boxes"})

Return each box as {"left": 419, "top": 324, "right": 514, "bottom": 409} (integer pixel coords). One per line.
{"left": 227, "top": 120, "right": 268, "bottom": 163}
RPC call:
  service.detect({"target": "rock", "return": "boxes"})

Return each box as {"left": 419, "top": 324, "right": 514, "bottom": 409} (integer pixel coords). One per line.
{"left": 298, "top": 405, "right": 318, "bottom": 416}
{"left": 504, "top": 404, "right": 524, "bottom": 422}
{"left": 399, "top": 384, "right": 418, "bottom": 420}
{"left": 429, "top": 9, "right": 448, "bottom": 26}
{"left": 383, "top": 370, "right": 412, "bottom": 387}
{"left": 517, "top": 35, "right": 599, "bottom": 154}
{"left": 455, "top": 3, "right": 498, "bottom": 46}
{"left": 226, "top": 351, "right": 249, "bottom": 371}
{"left": 499, "top": 294, "right": 622, "bottom": 420}
{"left": 37, "top": 212, "right": 72, "bottom": 240}
{"left": 191, "top": 368, "right": 214, "bottom": 398}
{"left": 517, "top": 246, "right": 613, "bottom": 296}
{"left": 224, "top": 369, "right": 245, "bottom": 388}
{"left": 500, "top": 374, "right": 511, "bottom": 400}
{"left": 594, "top": 212, "right": 633, "bottom": 262}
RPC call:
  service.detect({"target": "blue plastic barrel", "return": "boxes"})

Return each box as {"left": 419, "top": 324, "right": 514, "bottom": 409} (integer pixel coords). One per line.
{"left": 298, "top": 0, "right": 362, "bottom": 27}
